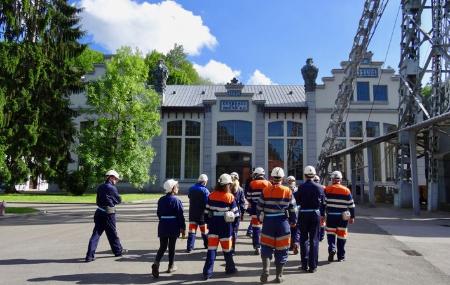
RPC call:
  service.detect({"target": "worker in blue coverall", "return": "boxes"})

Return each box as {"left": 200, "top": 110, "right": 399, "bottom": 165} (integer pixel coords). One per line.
{"left": 247, "top": 167, "right": 272, "bottom": 255}
{"left": 186, "top": 174, "right": 210, "bottom": 252}
{"left": 313, "top": 175, "right": 326, "bottom": 242}
{"left": 257, "top": 167, "right": 297, "bottom": 283}
{"left": 202, "top": 173, "right": 239, "bottom": 280}
{"left": 294, "top": 166, "right": 325, "bottom": 273}
{"left": 286, "top": 175, "right": 300, "bottom": 255}
{"left": 230, "top": 172, "right": 246, "bottom": 254}
{"left": 152, "top": 179, "right": 186, "bottom": 278}
{"left": 324, "top": 170, "right": 355, "bottom": 262}
{"left": 85, "top": 170, "right": 127, "bottom": 262}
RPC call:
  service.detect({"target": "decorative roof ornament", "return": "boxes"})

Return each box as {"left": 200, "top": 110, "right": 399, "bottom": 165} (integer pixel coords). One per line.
{"left": 153, "top": 59, "right": 169, "bottom": 94}
{"left": 225, "top": 77, "right": 244, "bottom": 91}
{"left": 301, "top": 58, "right": 318, "bottom": 92}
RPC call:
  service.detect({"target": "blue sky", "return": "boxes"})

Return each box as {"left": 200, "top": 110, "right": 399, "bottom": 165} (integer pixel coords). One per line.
{"left": 77, "top": 0, "right": 406, "bottom": 85}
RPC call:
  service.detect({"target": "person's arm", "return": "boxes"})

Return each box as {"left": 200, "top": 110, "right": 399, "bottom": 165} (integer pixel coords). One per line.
{"left": 288, "top": 194, "right": 297, "bottom": 226}
{"left": 177, "top": 200, "right": 186, "bottom": 235}
{"left": 347, "top": 192, "right": 355, "bottom": 223}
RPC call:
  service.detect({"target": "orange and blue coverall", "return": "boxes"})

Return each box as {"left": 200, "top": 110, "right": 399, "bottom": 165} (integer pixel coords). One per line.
{"left": 324, "top": 183, "right": 355, "bottom": 260}
{"left": 247, "top": 178, "right": 272, "bottom": 249}
{"left": 257, "top": 184, "right": 297, "bottom": 265}
{"left": 202, "top": 190, "right": 239, "bottom": 279}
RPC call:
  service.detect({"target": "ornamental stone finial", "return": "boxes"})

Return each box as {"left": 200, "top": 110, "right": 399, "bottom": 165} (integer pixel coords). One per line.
{"left": 153, "top": 59, "right": 169, "bottom": 94}
{"left": 301, "top": 58, "right": 318, "bottom": 92}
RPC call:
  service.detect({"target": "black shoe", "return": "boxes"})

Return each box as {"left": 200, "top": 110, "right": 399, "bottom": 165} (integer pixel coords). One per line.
{"left": 308, "top": 268, "right": 317, "bottom": 273}
{"left": 152, "top": 263, "right": 160, "bottom": 278}
{"left": 225, "top": 268, "right": 237, "bottom": 274}
{"left": 85, "top": 257, "right": 94, "bottom": 262}
{"left": 298, "top": 266, "right": 308, "bottom": 272}
{"left": 338, "top": 258, "right": 346, "bottom": 262}
{"left": 202, "top": 274, "right": 209, "bottom": 280}
{"left": 167, "top": 265, "right": 177, "bottom": 273}
{"left": 115, "top": 248, "right": 128, "bottom": 257}
{"left": 186, "top": 249, "right": 192, "bottom": 253}
{"left": 328, "top": 251, "right": 336, "bottom": 262}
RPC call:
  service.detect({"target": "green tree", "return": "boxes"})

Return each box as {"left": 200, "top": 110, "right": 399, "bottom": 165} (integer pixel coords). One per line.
{"left": 73, "top": 47, "right": 104, "bottom": 73}
{"left": 145, "top": 44, "right": 206, "bottom": 86}
{"left": 0, "top": 1, "right": 85, "bottom": 192}
{"left": 77, "top": 47, "right": 161, "bottom": 188}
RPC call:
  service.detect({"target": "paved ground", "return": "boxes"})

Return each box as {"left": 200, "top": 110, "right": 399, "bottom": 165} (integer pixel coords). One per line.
{"left": 1, "top": 197, "right": 450, "bottom": 285}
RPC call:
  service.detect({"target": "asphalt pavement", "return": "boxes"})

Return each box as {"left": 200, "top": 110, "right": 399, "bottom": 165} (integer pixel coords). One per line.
{"left": 1, "top": 197, "right": 449, "bottom": 285}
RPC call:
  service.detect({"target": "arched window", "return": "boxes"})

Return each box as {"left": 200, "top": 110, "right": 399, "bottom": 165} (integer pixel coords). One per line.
{"left": 217, "top": 120, "right": 252, "bottom": 146}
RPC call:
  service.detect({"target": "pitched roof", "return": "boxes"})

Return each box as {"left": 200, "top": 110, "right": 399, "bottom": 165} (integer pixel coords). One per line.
{"left": 163, "top": 85, "right": 306, "bottom": 108}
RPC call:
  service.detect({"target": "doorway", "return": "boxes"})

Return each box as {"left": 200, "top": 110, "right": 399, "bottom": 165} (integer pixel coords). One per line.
{"left": 216, "top": 152, "right": 252, "bottom": 186}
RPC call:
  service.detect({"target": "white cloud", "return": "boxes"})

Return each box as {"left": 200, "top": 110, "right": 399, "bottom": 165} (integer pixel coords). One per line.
{"left": 79, "top": 0, "right": 217, "bottom": 55}
{"left": 247, "top": 69, "right": 275, "bottom": 85}
{"left": 193, "top": 60, "right": 241, "bottom": 84}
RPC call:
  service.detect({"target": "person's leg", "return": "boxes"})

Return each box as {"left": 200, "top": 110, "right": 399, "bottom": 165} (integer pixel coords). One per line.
{"left": 104, "top": 214, "right": 123, "bottom": 256}
{"left": 199, "top": 221, "right": 208, "bottom": 248}
{"left": 152, "top": 237, "right": 169, "bottom": 278}
{"left": 336, "top": 220, "right": 349, "bottom": 261}
{"left": 307, "top": 213, "right": 320, "bottom": 271}
{"left": 203, "top": 234, "right": 219, "bottom": 279}
{"left": 326, "top": 215, "right": 338, "bottom": 261}
{"left": 273, "top": 220, "right": 290, "bottom": 282}
{"left": 186, "top": 221, "right": 197, "bottom": 251}
{"left": 251, "top": 215, "right": 262, "bottom": 253}
{"left": 260, "top": 227, "right": 275, "bottom": 283}
{"left": 85, "top": 211, "right": 105, "bottom": 261}
{"left": 298, "top": 215, "right": 309, "bottom": 270}
{"left": 167, "top": 236, "right": 178, "bottom": 272}
{"left": 220, "top": 237, "right": 236, "bottom": 274}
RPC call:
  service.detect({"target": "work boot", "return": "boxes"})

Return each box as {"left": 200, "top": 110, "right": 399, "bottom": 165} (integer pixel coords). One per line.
{"left": 328, "top": 250, "right": 336, "bottom": 262}
{"left": 260, "top": 258, "right": 270, "bottom": 283}
{"left": 167, "top": 264, "right": 177, "bottom": 273}
{"left": 151, "top": 263, "right": 160, "bottom": 278}
{"left": 274, "top": 264, "right": 284, "bottom": 283}
{"left": 115, "top": 248, "right": 128, "bottom": 257}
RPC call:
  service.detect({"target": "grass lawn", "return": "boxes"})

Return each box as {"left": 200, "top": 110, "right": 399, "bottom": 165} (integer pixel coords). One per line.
{"left": 0, "top": 193, "right": 161, "bottom": 204}
{"left": 5, "top": 207, "right": 39, "bottom": 214}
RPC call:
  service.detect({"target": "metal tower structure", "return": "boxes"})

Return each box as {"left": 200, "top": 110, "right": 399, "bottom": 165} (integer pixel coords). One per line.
{"left": 317, "top": 0, "right": 388, "bottom": 178}
{"left": 397, "top": 0, "right": 450, "bottom": 211}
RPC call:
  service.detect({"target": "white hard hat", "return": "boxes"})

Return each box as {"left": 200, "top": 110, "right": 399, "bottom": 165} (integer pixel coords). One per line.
{"left": 253, "top": 167, "right": 265, "bottom": 176}
{"left": 330, "top": 171, "right": 343, "bottom": 180}
{"left": 218, "top": 173, "right": 233, "bottom": 185}
{"left": 163, "top": 179, "right": 178, "bottom": 193}
{"left": 304, "top": 165, "right": 316, "bottom": 177}
{"left": 105, "top": 170, "right": 120, "bottom": 180}
{"left": 313, "top": 175, "right": 320, "bottom": 182}
{"left": 198, "top": 174, "right": 208, "bottom": 182}
{"left": 271, "top": 167, "right": 285, "bottom": 178}
{"left": 230, "top": 172, "right": 239, "bottom": 180}
{"left": 287, "top": 176, "right": 296, "bottom": 182}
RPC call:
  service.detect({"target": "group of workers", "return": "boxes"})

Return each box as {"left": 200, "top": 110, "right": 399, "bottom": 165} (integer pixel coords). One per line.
{"left": 84, "top": 166, "right": 355, "bottom": 283}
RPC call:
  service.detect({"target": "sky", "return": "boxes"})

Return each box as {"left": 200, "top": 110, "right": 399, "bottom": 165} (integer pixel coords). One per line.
{"left": 75, "top": 0, "right": 425, "bottom": 85}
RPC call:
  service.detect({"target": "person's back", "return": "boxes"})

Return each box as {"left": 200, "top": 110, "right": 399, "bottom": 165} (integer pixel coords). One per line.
{"left": 294, "top": 180, "right": 324, "bottom": 211}
{"left": 157, "top": 194, "right": 185, "bottom": 237}
{"left": 324, "top": 183, "right": 353, "bottom": 214}
{"left": 188, "top": 182, "right": 209, "bottom": 221}
{"left": 96, "top": 181, "right": 121, "bottom": 209}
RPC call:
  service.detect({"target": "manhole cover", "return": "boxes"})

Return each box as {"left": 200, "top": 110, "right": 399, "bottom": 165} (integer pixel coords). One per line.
{"left": 402, "top": 250, "right": 422, "bottom": 256}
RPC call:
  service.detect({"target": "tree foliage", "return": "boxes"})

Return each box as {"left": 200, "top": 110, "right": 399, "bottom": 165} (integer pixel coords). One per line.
{"left": 145, "top": 44, "right": 205, "bottom": 86}
{"left": 77, "top": 47, "right": 161, "bottom": 188}
{"left": 0, "top": 0, "right": 85, "bottom": 192}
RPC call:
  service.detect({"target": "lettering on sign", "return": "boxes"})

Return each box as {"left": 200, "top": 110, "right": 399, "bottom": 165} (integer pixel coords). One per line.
{"left": 220, "top": 100, "right": 249, "bottom": 112}
{"left": 358, "top": 68, "right": 378, "bottom": 78}
{"left": 227, "top": 90, "right": 242, "bottom": 96}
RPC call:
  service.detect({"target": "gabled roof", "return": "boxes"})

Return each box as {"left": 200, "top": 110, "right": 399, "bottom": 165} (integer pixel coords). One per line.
{"left": 163, "top": 85, "right": 306, "bottom": 108}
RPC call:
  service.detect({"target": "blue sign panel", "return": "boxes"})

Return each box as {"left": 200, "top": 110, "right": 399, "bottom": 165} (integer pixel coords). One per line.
{"left": 220, "top": 100, "right": 249, "bottom": 112}
{"left": 358, "top": 68, "right": 378, "bottom": 78}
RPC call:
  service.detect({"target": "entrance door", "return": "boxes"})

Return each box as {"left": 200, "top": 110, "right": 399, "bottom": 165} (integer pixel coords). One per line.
{"left": 216, "top": 152, "right": 252, "bottom": 186}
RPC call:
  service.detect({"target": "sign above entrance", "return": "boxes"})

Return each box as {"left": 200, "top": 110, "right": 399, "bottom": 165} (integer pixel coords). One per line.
{"left": 357, "top": 67, "right": 378, "bottom": 78}
{"left": 220, "top": 100, "right": 249, "bottom": 112}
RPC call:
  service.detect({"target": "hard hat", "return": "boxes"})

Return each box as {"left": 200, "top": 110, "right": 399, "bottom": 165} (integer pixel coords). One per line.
{"left": 331, "top": 170, "right": 343, "bottom": 180}
{"left": 198, "top": 174, "right": 208, "bottom": 182}
{"left": 303, "top": 165, "right": 316, "bottom": 177}
{"left": 271, "top": 167, "right": 285, "bottom": 178}
{"left": 287, "top": 176, "right": 296, "bottom": 182}
{"left": 313, "top": 175, "right": 320, "bottom": 183}
{"left": 230, "top": 172, "right": 239, "bottom": 180}
{"left": 253, "top": 167, "right": 265, "bottom": 176}
{"left": 218, "top": 173, "right": 232, "bottom": 185}
{"left": 105, "top": 170, "right": 120, "bottom": 180}
{"left": 163, "top": 179, "right": 178, "bottom": 193}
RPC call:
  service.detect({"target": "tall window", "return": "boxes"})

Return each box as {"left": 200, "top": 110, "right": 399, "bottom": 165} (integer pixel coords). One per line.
{"left": 384, "top": 123, "right": 396, "bottom": 181}
{"left": 356, "top": 82, "right": 370, "bottom": 101}
{"left": 217, "top": 120, "right": 252, "bottom": 146}
{"left": 349, "top": 121, "right": 363, "bottom": 137}
{"left": 268, "top": 121, "right": 303, "bottom": 178}
{"left": 373, "top": 85, "right": 388, "bottom": 101}
{"left": 366, "top": 121, "right": 380, "bottom": 137}
{"left": 166, "top": 120, "right": 201, "bottom": 179}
